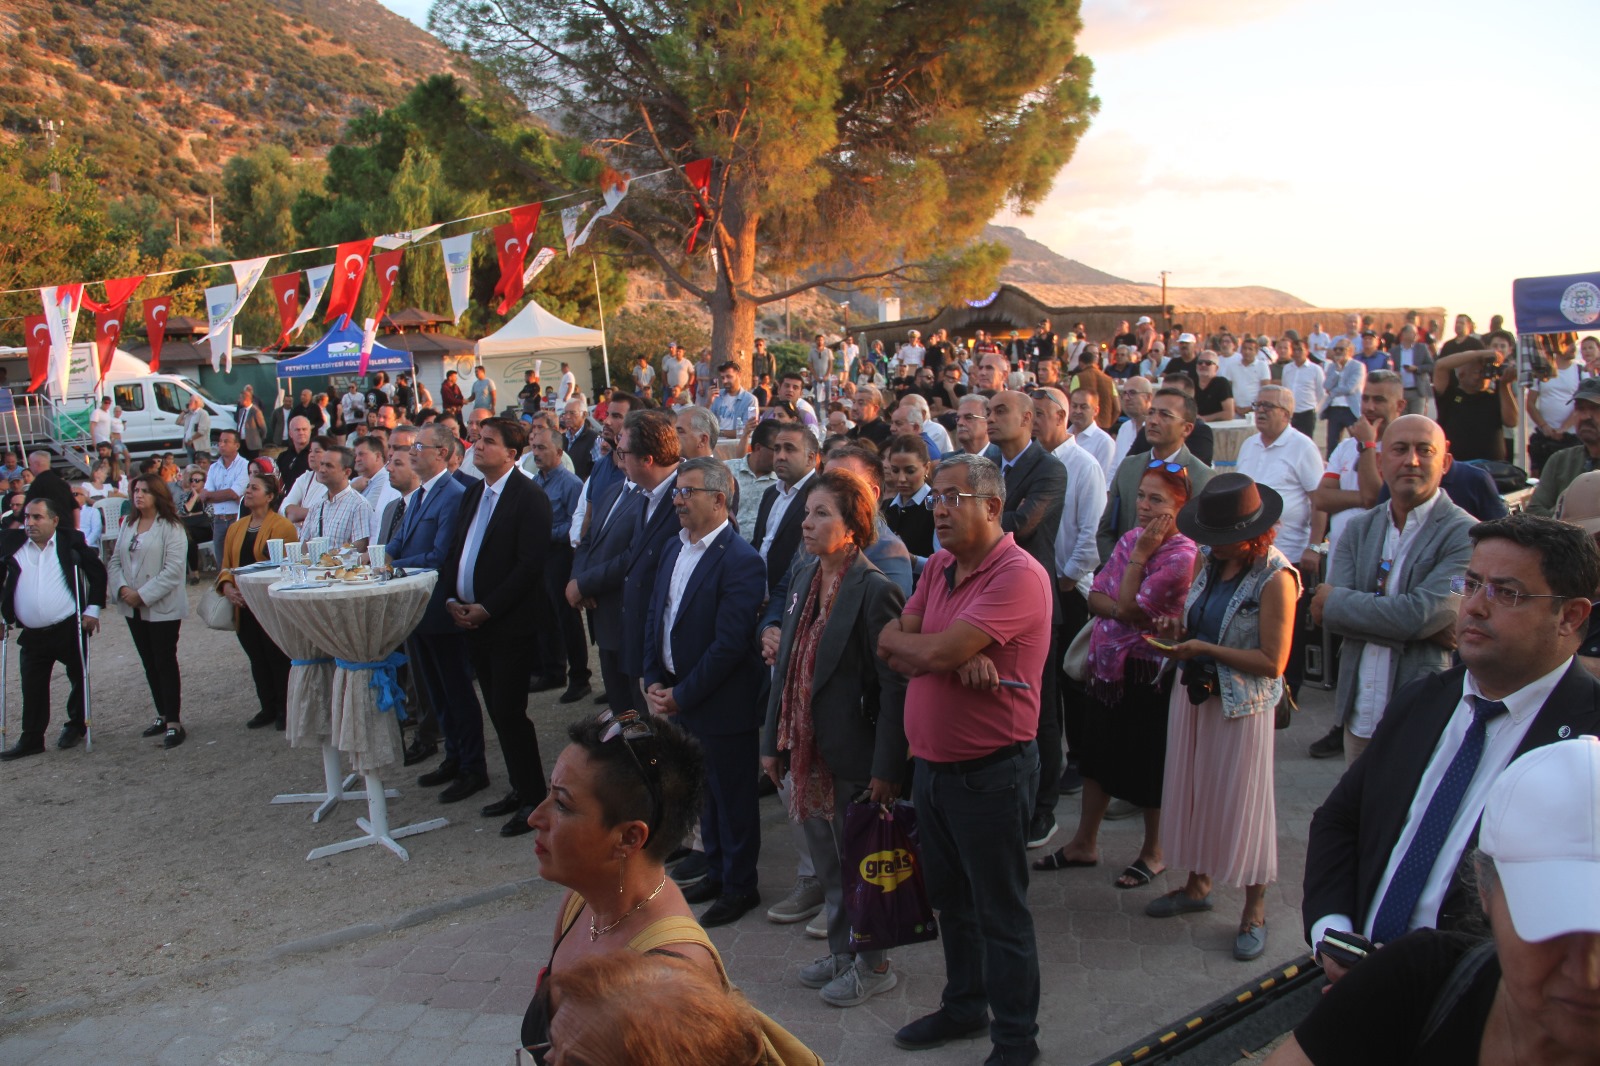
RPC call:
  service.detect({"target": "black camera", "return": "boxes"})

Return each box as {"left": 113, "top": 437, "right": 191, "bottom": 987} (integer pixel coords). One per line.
{"left": 1182, "top": 661, "right": 1218, "bottom": 706}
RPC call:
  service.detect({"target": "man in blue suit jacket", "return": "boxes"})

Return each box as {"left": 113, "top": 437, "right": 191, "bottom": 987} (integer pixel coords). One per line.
{"left": 385, "top": 424, "right": 489, "bottom": 803}
{"left": 644, "top": 456, "right": 767, "bottom": 928}
{"left": 568, "top": 453, "right": 643, "bottom": 712}
{"left": 612, "top": 410, "right": 683, "bottom": 709}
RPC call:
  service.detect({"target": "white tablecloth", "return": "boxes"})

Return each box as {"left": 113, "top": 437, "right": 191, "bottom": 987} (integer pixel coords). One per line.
{"left": 236, "top": 568, "right": 335, "bottom": 749}
{"left": 267, "top": 572, "right": 436, "bottom": 774}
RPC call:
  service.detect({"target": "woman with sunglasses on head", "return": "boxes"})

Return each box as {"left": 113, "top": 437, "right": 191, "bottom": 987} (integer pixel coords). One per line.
{"left": 521, "top": 712, "right": 719, "bottom": 1059}
{"left": 109, "top": 474, "right": 191, "bottom": 748}
{"left": 760, "top": 468, "right": 908, "bottom": 1008}
{"left": 1144, "top": 472, "right": 1298, "bottom": 962}
{"left": 1035, "top": 461, "right": 1196, "bottom": 891}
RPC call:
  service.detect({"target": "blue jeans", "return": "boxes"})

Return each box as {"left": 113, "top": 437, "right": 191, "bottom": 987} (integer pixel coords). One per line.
{"left": 912, "top": 743, "right": 1041, "bottom": 1047}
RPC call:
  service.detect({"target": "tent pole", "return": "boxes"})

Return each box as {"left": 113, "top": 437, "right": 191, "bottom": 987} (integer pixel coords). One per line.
{"left": 590, "top": 254, "right": 612, "bottom": 391}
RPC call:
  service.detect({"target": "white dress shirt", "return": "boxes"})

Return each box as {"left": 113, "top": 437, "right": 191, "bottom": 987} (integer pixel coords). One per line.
{"left": 359, "top": 467, "right": 392, "bottom": 508}
{"left": 1235, "top": 427, "right": 1325, "bottom": 560}
{"left": 16, "top": 534, "right": 98, "bottom": 627}
{"left": 1322, "top": 436, "right": 1364, "bottom": 561}
{"left": 1051, "top": 437, "right": 1106, "bottom": 595}
{"left": 456, "top": 468, "right": 514, "bottom": 602}
{"left": 1310, "top": 658, "right": 1565, "bottom": 950}
{"left": 641, "top": 469, "right": 678, "bottom": 525}
{"left": 1222, "top": 355, "right": 1272, "bottom": 412}
{"left": 660, "top": 520, "right": 728, "bottom": 673}
{"left": 367, "top": 484, "right": 402, "bottom": 544}
{"left": 1072, "top": 422, "right": 1116, "bottom": 480}
{"left": 923, "top": 421, "right": 954, "bottom": 454}
{"left": 759, "top": 468, "right": 815, "bottom": 560}
{"left": 1350, "top": 491, "right": 1442, "bottom": 738}
{"left": 1111, "top": 418, "right": 1142, "bottom": 475}
{"left": 1280, "top": 360, "right": 1327, "bottom": 415}
{"left": 459, "top": 444, "right": 485, "bottom": 480}
{"left": 205, "top": 455, "right": 249, "bottom": 518}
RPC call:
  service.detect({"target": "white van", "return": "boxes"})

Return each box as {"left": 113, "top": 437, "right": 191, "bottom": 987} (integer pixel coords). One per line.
{"left": 98, "top": 373, "right": 236, "bottom": 456}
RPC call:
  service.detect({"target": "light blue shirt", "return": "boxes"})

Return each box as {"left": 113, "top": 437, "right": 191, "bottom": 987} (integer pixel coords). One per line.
{"left": 710, "top": 389, "right": 758, "bottom": 434}
{"left": 535, "top": 465, "right": 584, "bottom": 543}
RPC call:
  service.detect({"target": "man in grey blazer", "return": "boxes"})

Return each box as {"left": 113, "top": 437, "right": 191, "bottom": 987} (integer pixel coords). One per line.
{"left": 1309, "top": 414, "right": 1476, "bottom": 764}
{"left": 1097, "top": 388, "right": 1214, "bottom": 561}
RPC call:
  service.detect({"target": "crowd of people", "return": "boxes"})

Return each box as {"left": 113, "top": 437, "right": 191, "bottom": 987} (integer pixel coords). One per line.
{"left": 2, "top": 308, "right": 1600, "bottom": 1066}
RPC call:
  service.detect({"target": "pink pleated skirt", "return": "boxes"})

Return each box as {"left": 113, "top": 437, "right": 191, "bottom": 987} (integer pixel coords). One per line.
{"left": 1160, "top": 688, "right": 1277, "bottom": 888}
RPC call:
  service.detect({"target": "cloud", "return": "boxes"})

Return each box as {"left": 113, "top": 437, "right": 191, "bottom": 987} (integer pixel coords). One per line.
{"left": 1078, "top": 0, "right": 1302, "bottom": 53}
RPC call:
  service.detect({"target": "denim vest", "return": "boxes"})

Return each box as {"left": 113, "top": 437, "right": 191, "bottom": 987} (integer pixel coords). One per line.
{"left": 1185, "top": 546, "right": 1299, "bottom": 719}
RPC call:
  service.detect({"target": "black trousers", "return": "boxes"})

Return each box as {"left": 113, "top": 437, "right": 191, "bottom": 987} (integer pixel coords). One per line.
{"left": 128, "top": 616, "right": 182, "bottom": 723}
{"left": 18, "top": 617, "right": 86, "bottom": 742}
{"left": 1057, "top": 586, "right": 1091, "bottom": 757}
{"left": 540, "top": 542, "right": 591, "bottom": 684}
{"left": 410, "top": 631, "right": 487, "bottom": 778}
{"left": 236, "top": 606, "right": 288, "bottom": 723}
{"left": 467, "top": 629, "right": 546, "bottom": 807}
{"left": 597, "top": 646, "right": 632, "bottom": 712}
{"left": 1291, "top": 410, "right": 1318, "bottom": 439}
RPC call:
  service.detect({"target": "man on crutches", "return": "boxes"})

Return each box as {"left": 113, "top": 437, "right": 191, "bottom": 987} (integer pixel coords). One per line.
{"left": 0, "top": 497, "right": 105, "bottom": 761}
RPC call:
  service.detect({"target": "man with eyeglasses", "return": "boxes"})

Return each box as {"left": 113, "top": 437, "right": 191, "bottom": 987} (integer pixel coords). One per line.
{"left": 643, "top": 456, "right": 766, "bottom": 927}
{"left": 1307, "top": 413, "right": 1475, "bottom": 765}
{"left": 1099, "top": 388, "right": 1214, "bottom": 560}
{"left": 953, "top": 395, "right": 1002, "bottom": 462}
{"left": 877, "top": 454, "right": 1051, "bottom": 1064}
{"left": 1110, "top": 377, "right": 1152, "bottom": 473}
{"left": 1303, "top": 513, "right": 1600, "bottom": 981}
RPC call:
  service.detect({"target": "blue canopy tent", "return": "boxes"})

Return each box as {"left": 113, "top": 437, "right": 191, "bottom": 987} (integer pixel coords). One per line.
{"left": 274, "top": 320, "right": 414, "bottom": 379}
{"left": 1510, "top": 272, "right": 1600, "bottom": 473}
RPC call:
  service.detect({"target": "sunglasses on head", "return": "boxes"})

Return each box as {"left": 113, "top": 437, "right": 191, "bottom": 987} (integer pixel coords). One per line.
{"left": 596, "top": 709, "right": 662, "bottom": 836}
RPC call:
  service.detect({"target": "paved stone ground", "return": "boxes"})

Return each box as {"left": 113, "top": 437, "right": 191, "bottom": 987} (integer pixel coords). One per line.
{"left": 0, "top": 688, "right": 1345, "bottom": 1065}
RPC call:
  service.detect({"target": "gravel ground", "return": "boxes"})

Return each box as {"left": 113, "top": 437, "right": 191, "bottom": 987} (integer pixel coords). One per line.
{"left": 0, "top": 579, "right": 579, "bottom": 1028}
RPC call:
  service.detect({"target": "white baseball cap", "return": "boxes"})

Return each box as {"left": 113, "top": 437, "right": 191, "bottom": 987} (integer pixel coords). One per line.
{"left": 1178, "top": 332, "right": 1196, "bottom": 344}
{"left": 1136, "top": 316, "right": 1153, "bottom": 326}
{"left": 1480, "top": 734, "right": 1600, "bottom": 942}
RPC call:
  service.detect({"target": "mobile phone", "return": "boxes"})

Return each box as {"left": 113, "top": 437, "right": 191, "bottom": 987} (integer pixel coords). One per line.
{"left": 1317, "top": 930, "right": 1375, "bottom": 970}
{"left": 1142, "top": 634, "right": 1177, "bottom": 652}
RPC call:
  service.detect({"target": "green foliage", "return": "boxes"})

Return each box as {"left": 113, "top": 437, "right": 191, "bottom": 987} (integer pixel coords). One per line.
{"left": 607, "top": 304, "right": 710, "bottom": 388}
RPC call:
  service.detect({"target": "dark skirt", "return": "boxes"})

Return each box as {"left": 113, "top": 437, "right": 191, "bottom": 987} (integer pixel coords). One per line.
{"left": 1076, "top": 672, "right": 1172, "bottom": 810}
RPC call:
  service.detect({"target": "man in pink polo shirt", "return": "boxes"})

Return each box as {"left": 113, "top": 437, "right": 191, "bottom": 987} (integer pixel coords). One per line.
{"left": 877, "top": 453, "right": 1052, "bottom": 1066}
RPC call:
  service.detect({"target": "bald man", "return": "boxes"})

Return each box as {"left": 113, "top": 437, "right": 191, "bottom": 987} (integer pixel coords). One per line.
{"left": 1308, "top": 415, "right": 1476, "bottom": 764}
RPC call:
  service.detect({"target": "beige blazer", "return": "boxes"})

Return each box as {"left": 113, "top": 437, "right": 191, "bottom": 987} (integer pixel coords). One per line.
{"left": 107, "top": 518, "right": 190, "bottom": 622}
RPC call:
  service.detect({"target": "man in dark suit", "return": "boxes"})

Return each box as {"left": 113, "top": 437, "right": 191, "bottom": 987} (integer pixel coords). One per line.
{"left": 614, "top": 410, "right": 683, "bottom": 709}
{"left": 560, "top": 398, "right": 599, "bottom": 482}
{"left": 386, "top": 424, "right": 488, "bottom": 801}
{"left": 1303, "top": 514, "right": 1600, "bottom": 980}
{"left": 439, "top": 417, "right": 553, "bottom": 837}
{"left": 0, "top": 497, "right": 106, "bottom": 759}
{"left": 644, "top": 457, "right": 768, "bottom": 927}
{"left": 750, "top": 422, "right": 819, "bottom": 595}
{"left": 568, "top": 451, "right": 644, "bottom": 713}
{"left": 987, "top": 390, "right": 1069, "bottom": 848}
{"left": 24, "top": 450, "right": 75, "bottom": 521}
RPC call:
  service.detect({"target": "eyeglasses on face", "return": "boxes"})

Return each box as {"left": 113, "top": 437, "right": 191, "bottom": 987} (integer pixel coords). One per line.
{"left": 923, "top": 490, "right": 996, "bottom": 510}
{"left": 1251, "top": 402, "right": 1290, "bottom": 413}
{"left": 596, "top": 709, "right": 662, "bottom": 834}
{"left": 668, "top": 485, "right": 719, "bottom": 501}
{"left": 1449, "top": 575, "right": 1570, "bottom": 609}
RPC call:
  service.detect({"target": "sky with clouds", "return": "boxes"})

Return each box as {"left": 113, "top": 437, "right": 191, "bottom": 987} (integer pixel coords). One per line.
{"left": 384, "top": 0, "right": 1597, "bottom": 325}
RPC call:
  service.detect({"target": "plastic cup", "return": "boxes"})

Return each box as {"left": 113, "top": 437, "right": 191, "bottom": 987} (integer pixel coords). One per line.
{"left": 368, "top": 544, "right": 387, "bottom": 570}
{"left": 284, "top": 542, "right": 304, "bottom": 565}
{"left": 266, "top": 538, "right": 284, "bottom": 565}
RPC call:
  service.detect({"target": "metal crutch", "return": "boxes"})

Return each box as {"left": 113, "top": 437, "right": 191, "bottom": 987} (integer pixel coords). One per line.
{"left": 73, "top": 569, "right": 92, "bottom": 753}
{"left": 0, "top": 625, "right": 8, "bottom": 747}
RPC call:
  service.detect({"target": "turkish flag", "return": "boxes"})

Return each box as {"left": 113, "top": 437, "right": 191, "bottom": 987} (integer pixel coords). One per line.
{"left": 269, "top": 272, "right": 301, "bottom": 347}
{"left": 510, "top": 203, "right": 542, "bottom": 249}
{"left": 492, "top": 223, "right": 530, "bottom": 315}
{"left": 683, "top": 158, "right": 713, "bottom": 252}
{"left": 23, "top": 314, "right": 49, "bottom": 391}
{"left": 81, "top": 274, "right": 144, "bottom": 315}
{"left": 372, "top": 248, "right": 404, "bottom": 324}
{"left": 324, "top": 238, "right": 375, "bottom": 324}
{"left": 143, "top": 296, "right": 171, "bottom": 371}
{"left": 94, "top": 307, "right": 128, "bottom": 382}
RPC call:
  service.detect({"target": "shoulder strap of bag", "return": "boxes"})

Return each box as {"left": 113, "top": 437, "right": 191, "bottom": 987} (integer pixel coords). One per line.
{"left": 1417, "top": 939, "right": 1497, "bottom": 1049}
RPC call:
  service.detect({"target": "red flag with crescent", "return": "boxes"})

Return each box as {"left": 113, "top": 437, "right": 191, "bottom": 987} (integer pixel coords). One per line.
{"left": 683, "top": 158, "right": 713, "bottom": 252}
{"left": 90, "top": 275, "right": 143, "bottom": 383}
{"left": 324, "top": 238, "right": 375, "bottom": 324}
{"left": 23, "top": 314, "right": 49, "bottom": 391}
{"left": 492, "top": 222, "right": 529, "bottom": 315}
{"left": 269, "top": 272, "right": 301, "bottom": 347}
{"left": 143, "top": 296, "right": 171, "bottom": 371}
{"left": 81, "top": 274, "right": 144, "bottom": 315}
{"left": 373, "top": 248, "right": 404, "bottom": 324}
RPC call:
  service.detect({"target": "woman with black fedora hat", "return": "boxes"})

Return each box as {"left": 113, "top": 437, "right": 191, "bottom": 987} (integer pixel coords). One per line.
{"left": 1143, "top": 472, "right": 1299, "bottom": 962}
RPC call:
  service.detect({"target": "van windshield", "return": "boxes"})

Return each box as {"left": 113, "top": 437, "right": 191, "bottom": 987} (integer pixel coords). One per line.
{"left": 180, "top": 378, "right": 227, "bottom": 406}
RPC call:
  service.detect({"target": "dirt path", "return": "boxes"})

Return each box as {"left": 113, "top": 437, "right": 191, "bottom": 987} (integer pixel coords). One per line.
{"left": 0, "top": 581, "right": 581, "bottom": 1028}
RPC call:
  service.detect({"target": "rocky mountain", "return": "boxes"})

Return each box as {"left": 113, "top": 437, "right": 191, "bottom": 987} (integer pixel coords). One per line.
{"left": 0, "top": 0, "right": 465, "bottom": 231}
{"left": 983, "top": 224, "right": 1136, "bottom": 287}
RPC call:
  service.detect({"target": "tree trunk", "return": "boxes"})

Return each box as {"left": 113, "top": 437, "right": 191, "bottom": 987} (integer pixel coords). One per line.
{"left": 706, "top": 188, "right": 759, "bottom": 383}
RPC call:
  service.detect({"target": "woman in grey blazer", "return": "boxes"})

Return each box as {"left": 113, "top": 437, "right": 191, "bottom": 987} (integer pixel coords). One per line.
{"left": 109, "top": 474, "right": 191, "bottom": 748}
{"left": 760, "top": 468, "right": 909, "bottom": 1010}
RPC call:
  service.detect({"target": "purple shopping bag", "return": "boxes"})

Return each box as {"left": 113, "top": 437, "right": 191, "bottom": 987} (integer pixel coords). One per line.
{"left": 841, "top": 799, "right": 939, "bottom": 952}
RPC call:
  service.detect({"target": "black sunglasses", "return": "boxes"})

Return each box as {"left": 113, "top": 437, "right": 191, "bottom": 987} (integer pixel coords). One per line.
{"left": 597, "top": 709, "right": 661, "bottom": 836}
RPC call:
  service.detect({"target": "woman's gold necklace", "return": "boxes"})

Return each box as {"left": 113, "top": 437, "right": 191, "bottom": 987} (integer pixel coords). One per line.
{"left": 589, "top": 874, "right": 667, "bottom": 941}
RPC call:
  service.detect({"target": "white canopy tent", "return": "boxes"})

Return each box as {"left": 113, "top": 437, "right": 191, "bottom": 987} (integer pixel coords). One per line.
{"left": 475, "top": 299, "right": 604, "bottom": 409}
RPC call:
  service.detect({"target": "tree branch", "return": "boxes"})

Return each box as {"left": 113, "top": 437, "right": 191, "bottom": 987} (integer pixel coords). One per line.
{"left": 602, "top": 219, "right": 712, "bottom": 302}
{"left": 752, "top": 262, "right": 943, "bottom": 304}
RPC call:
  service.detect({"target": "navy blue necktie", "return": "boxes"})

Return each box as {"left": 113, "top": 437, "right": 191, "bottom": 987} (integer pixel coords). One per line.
{"left": 1369, "top": 695, "right": 1507, "bottom": 943}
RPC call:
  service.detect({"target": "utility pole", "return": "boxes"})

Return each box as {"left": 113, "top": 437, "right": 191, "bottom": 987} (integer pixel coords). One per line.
{"left": 209, "top": 196, "right": 216, "bottom": 246}
{"left": 44, "top": 119, "right": 60, "bottom": 194}
{"left": 1159, "top": 270, "right": 1172, "bottom": 327}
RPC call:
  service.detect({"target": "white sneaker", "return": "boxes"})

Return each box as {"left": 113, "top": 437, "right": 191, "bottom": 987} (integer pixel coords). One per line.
{"left": 1105, "top": 798, "right": 1142, "bottom": 821}
{"left": 805, "top": 909, "right": 829, "bottom": 939}
{"left": 766, "top": 876, "right": 825, "bottom": 923}
{"left": 819, "top": 958, "right": 898, "bottom": 1007}
{"left": 798, "top": 953, "right": 851, "bottom": 989}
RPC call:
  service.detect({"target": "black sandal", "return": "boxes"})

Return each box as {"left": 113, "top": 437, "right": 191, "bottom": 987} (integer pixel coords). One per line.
{"left": 141, "top": 719, "right": 166, "bottom": 738}
{"left": 1114, "top": 859, "right": 1162, "bottom": 889}
{"left": 1031, "top": 848, "right": 1098, "bottom": 872}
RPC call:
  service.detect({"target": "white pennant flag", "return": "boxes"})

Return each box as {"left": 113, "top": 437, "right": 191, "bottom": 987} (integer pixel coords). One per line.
{"left": 206, "top": 284, "right": 238, "bottom": 372}
{"left": 289, "top": 264, "right": 335, "bottom": 339}
{"left": 575, "top": 175, "right": 630, "bottom": 249}
{"left": 439, "top": 233, "right": 474, "bottom": 324}
{"left": 521, "top": 247, "right": 557, "bottom": 287}
{"left": 40, "top": 286, "right": 82, "bottom": 399}
{"left": 374, "top": 224, "right": 445, "bottom": 251}
{"left": 561, "top": 202, "right": 590, "bottom": 256}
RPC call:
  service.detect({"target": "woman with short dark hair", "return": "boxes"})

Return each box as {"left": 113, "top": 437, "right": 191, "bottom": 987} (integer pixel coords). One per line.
{"left": 217, "top": 472, "right": 297, "bottom": 730}
{"left": 109, "top": 474, "right": 191, "bottom": 747}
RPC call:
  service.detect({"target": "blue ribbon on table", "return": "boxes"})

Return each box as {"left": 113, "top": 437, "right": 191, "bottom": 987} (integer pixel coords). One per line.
{"left": 289, "top": 657, "right": 334, "bottom": 668}
{"left": 333, "top": 651, "right": 409, "bottom": 722}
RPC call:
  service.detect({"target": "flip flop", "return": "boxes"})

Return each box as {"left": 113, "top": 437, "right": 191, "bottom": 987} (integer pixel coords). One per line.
{"left": 1114, "top": 859, "right": 1162, "bottom": 889}
{"left": 1031, "top": 848, "right": 1099, "bottom": 872}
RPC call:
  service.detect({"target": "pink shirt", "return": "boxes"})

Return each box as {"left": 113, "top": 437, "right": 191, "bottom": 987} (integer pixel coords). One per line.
{"left": 902, "top": 533, "right": 1053, "bottom": 762}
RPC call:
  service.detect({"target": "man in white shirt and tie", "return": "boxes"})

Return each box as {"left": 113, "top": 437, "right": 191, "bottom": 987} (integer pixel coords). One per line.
{"left": 0, "top": 497, "right": 106, "bottom": 758}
